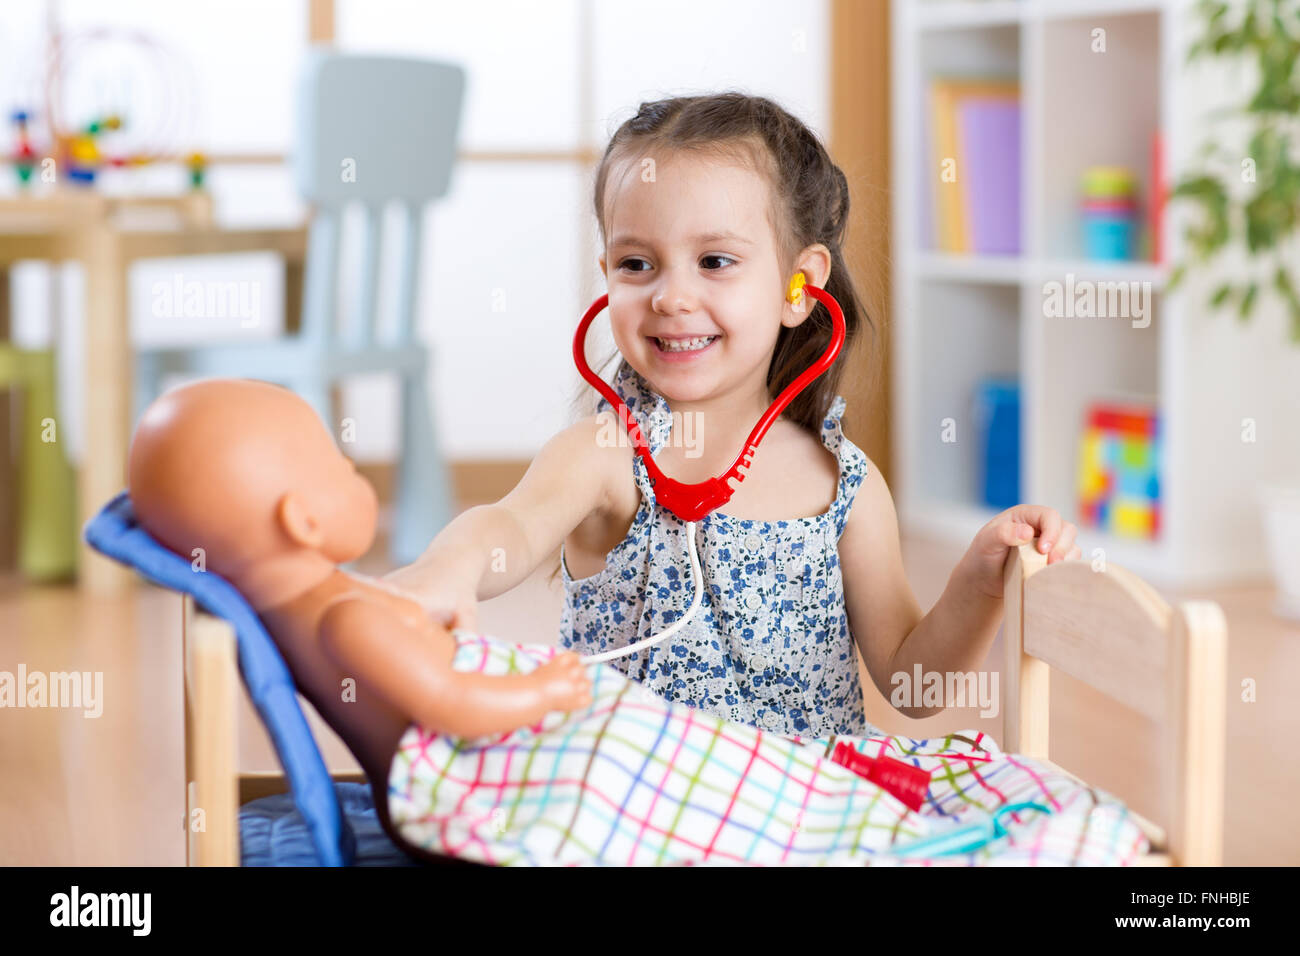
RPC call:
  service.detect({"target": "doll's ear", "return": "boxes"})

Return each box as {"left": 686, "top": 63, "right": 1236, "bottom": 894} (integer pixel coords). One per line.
{"left": 277, "top": 492, "right": 325, "bottom": 549}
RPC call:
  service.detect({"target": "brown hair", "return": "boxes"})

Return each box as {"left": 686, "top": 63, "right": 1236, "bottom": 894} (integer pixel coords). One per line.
{"left": 591, "top": 91, "right": 876, "bottom": 434}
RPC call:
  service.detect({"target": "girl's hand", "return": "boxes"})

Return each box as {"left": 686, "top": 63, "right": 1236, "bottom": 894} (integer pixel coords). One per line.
{"left": 382, "top": 562, "right": 481, "bottom": 632}
{"left": 960, "top": 505, "right": 1082, "bottom": 601}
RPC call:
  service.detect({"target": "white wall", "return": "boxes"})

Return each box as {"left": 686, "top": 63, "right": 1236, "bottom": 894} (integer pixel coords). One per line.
{"left": 2, "top": 0, "right": 829, "bottom": 463}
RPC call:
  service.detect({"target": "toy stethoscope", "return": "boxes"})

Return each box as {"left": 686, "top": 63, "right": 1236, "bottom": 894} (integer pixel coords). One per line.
{"left": 572, "top": 272, "right": 845, "bottom": 665}
{"left": 885, "top": 800, "right": 1055, "bottom": 858}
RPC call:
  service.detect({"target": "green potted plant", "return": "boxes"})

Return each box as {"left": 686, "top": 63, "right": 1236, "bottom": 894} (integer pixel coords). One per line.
{"left": 1167, "top": 0, "right": 1300, "bottom": 616}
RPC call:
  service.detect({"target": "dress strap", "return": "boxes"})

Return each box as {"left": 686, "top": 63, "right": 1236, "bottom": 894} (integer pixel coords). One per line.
{"left": 819, "top": 394, "right": 870, "bottom": 539}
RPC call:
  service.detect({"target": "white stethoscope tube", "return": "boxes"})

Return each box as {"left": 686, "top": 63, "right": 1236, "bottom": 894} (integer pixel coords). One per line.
{"left": 578, "top": 520, "right": 703, "bottom": 665}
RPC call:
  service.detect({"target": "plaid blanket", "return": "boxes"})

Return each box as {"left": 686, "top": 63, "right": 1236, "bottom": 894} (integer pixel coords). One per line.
{"left": 387, "top": 632, "right": 1150, "bottom": 866}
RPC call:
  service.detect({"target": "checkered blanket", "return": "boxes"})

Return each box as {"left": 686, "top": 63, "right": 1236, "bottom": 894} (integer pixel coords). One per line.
{"left": 386, "top": 632, "right": 1150, "bottom": 866}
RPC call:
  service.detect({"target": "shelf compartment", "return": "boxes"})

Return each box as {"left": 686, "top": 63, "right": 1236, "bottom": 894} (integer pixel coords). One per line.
{"left": 1038, "top": 10, "right": 1163, "bottom": 261}
{"left": 1035, "top": 283, "right": 1162, "bottom": 544}
{"left": 915, "top": 23, "right": 1022, "bottom": 256}
{"left": 912, "top": 280, "right": 1022, "bottom": 516}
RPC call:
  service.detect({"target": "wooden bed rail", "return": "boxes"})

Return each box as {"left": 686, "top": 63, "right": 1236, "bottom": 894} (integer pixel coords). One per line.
{"left": 1002, "top": 541, "right": 1227, "bottom": 866}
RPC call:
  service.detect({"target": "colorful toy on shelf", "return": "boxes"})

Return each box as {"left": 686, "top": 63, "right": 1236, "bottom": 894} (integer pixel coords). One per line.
{"left": 973, "top": 377, "right": 1020, "bottom": 511}
{"left": 1081, "top": 165, "right": 1141, "bottom": 260}
{"left": 186, "top": 151, "right": 207, "bottom": 190}
{"left": 2, "top": 27, "right": 200, "bottom": 188}
{"left": 64, "top": 114, "right": 123, "bottom": 185}
{"left": 10, "top": 110, "right": 38, "bottom": 186}
{"left": 1076, "top": 398, "right": 1161, "bottom": 540}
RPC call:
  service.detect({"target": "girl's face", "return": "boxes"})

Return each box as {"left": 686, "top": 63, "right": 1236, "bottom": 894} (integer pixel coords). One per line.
{"left": 599, "top": 151, "right": 799, "bottom": 408}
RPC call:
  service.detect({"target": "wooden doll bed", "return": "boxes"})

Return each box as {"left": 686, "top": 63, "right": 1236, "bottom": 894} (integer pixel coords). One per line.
{"left": 180, "top": 539, "right": 1227, "bottom": 866}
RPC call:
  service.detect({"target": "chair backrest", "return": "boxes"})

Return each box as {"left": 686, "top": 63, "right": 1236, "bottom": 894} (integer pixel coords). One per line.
{"left": 292, "top": 50, "right": 466, "bottom": 349}
{"left": 1001, "top": 542, "right": 1227, "bottom": 866}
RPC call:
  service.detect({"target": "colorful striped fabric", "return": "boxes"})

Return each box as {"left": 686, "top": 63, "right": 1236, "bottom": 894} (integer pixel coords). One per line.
{"left": 386, "top": 631, "right": 1150, "bottom": 866}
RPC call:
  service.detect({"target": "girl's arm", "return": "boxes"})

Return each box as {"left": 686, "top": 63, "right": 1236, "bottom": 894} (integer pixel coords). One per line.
{"left": 841, "top": 460, "right": 1081, "bottom": 720}
{"left": 384, "top": 413, "right": 628, "bottom": 616}
{"left": 838, "top": 459, "right": 1000, "bottom": 721}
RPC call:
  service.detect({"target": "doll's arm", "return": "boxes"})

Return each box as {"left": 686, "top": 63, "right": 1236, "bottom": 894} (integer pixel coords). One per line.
{"left": 319, "top": 598, "right": 592, "bottom": 739}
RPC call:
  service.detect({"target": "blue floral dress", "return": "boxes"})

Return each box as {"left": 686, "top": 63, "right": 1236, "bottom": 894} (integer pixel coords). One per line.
{"left": 559, "top": 363, "right": 884, "bottom": 738}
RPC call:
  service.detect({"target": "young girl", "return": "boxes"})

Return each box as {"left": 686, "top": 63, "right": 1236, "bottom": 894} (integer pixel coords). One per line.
{"left": 387, "top": 92, "right": 1082, "bottom": 739}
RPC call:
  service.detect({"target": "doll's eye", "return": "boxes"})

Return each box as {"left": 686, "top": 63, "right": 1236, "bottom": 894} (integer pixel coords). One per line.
{"left": 701, "top": 255, "right": 737, "bottom": 270}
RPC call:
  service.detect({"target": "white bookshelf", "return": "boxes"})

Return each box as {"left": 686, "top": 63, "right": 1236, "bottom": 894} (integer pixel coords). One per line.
{"left": 891, "top": 0, "right": 1283, "bottom": 589}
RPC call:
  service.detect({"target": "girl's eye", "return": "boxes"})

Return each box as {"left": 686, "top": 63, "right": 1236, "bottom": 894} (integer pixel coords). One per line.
{"left": 618, "top": 258, "right": 651, "bottom": 273}
{"left": 701, "top": 255, "right": 736, "bottom": 270}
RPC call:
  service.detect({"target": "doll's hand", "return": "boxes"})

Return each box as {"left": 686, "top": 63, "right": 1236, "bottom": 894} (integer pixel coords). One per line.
{"left": 534, "top": 651, "right": 594, "bottom": 713}
{"left": 960, "top": 505, "right": 1081, "bottom": 600}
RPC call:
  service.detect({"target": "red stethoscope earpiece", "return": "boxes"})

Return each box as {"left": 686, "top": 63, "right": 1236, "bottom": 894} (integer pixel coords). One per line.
{"left": 572, "top": 282, "right": 846, "bottom": 522}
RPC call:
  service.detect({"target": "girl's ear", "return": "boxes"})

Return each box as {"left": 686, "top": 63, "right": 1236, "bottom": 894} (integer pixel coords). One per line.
{"left": 781, "top": 244, "right": 833, "bottom": 328}
{"left": 277, "top": 492, "right": 325, "bottom": 549}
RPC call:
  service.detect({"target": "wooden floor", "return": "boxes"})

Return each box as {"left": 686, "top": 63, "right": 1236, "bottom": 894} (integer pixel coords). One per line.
{"left": 1, "top": 519, "right": 1297, "bottom": 865}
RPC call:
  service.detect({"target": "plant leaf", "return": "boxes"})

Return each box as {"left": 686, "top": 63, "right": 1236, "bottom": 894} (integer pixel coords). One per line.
{"left": 1238, "top": 281, "right": 1258, "bottom": 319}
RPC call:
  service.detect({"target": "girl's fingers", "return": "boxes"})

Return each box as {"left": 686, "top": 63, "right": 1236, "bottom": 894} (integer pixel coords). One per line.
{"left": 1049, "top": 522, "right": 1078, "bottom": 563}
{"left": 1017, "top": 505, "right": 1063, "bottom": 554}
{"left": 1002, "top": 521, "right": 1034, "bottom": 548}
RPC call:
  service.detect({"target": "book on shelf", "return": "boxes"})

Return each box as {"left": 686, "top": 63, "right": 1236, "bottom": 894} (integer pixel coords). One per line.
{"left": 927, "top": 76, "right": 1021, "bottom": 256}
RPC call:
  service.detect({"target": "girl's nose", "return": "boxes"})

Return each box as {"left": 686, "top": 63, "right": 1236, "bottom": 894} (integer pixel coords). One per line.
{"left": 651, "top": 273, "right": 697, "bottom": 316}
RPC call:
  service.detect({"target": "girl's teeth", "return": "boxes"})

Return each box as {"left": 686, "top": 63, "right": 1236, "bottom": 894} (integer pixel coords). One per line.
{"left": 657, "top": 336, "right": 717, "bottom": 352}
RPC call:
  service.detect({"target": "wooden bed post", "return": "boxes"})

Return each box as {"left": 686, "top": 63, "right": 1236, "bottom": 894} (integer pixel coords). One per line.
{"left": 1166, "top": 601, "right": 1227, "bottom": 866}
{"left": 183, "top": 596, "right": 240, "bottom": 866}
{"left": 1002, "top": 541, "right": 1050, "bottom": 758}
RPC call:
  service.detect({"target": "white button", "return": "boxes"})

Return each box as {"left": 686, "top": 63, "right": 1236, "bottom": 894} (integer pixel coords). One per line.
{"left": 786, "top": 561, "right": 803, "bottom": 580}
{"left": 752, "top": 653, "right": 769, "bottom": 671}
{"left": 744, "top": 533, "right": 762, "bottom": 551}
{"left": 744, "top": 592, "right": 763, "bottom": 611}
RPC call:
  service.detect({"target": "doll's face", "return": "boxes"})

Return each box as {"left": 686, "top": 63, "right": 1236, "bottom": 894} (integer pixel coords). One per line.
{"left": 598, "top": 149, "right": 799, "bottom": 406}
{"left": 316, "top": 446, "right": 379, "bottom": 563}
{"left": 284, "top": 406, "right": 379, "bottom": 564}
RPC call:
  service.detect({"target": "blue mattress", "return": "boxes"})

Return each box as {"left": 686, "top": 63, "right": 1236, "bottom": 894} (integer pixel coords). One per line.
{"left": 240, "top": 782, "right": 422, "bottom": 866}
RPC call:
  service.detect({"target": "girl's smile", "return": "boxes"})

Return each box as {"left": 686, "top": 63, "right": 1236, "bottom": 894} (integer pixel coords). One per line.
{"left": 649, "top": 333, "right": 721, "bottom": 361}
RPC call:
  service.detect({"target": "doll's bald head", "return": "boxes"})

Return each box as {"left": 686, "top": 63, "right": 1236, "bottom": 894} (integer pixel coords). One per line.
{"left": 128, "top": 378, "right": 378, "bottom": 579}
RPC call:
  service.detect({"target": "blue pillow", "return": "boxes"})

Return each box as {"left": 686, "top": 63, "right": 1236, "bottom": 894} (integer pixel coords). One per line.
{"left": 84, "top": 492, "right": 357, "bottom": 866}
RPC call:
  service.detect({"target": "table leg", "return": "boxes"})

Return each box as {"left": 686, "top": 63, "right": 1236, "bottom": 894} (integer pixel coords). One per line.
{"left": 0, "top": 265, "right": 13, "bottom": 573}
{"left": 284, "top": 256, "right": 304, "bottom": 335}
{"left": 80, "top": 224, "right": 132, "bottom": 594}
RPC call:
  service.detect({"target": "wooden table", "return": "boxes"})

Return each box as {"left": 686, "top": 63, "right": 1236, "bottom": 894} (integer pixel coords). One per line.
{"left": 0, "top": 195, "right": 308, "bottom": 593}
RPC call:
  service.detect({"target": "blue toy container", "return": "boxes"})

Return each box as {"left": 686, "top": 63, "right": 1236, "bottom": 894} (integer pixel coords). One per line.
{"left": 973, "top": 379, "right": 1020, "bottom": 510}
{"left": 1083, "top": 209, "right": 1138, "bottom": 260}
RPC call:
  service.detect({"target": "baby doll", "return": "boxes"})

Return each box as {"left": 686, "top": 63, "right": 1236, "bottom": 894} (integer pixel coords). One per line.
{"left": 126, "top": 378, "right": 1145, "bottom": 867}
{"left": 128, "top": 378, "right": 594, "bottom": 863}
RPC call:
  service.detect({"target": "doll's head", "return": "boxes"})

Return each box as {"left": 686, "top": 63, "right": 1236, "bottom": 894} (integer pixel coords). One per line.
{"left": 127, "top": 378, "right": 378, "bottom": 584}
{"left": 591, "top": 92, "right": 874, "bottom": 432}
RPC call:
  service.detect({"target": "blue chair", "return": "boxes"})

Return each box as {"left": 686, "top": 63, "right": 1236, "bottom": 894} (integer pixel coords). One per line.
{"left": 134, "top": 51, "right": 465, "bottom": 565}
